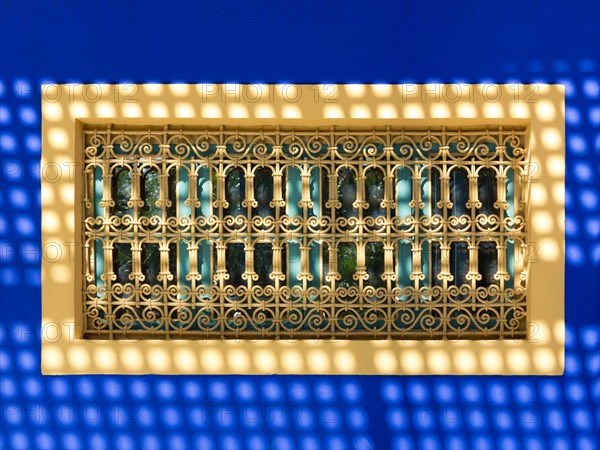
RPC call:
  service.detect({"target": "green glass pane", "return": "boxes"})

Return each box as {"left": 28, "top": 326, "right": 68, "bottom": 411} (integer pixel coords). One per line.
{"left": 113, "top": 243, "right": 131, "bottom": 284}
{"left": 95, "top": 238, "right": 104, "bottom": 288}
{"left": 338, "top": 242, "right": 357, "bottom": 287}
{"left": 255, "top": 168, "right": 274, "bottom": 218}
{"left": 112, "top": 167, "right": 132, "bottom": 217}
{"left": 142, "top": 243, "right": 160, "bottom": 285}
{"left": 365, "top": 242, "right": 385, "bottom": 288}
{"left": 225, "top": 168, "right": 246, "bottom": 217}
{"left": 141, "top": 168, "right": 160, "bottom": 217}
{"left": 227, "top": 243, "right": 245, "bottom": 287}
{"left": 287, "top": 240, "right": 301, "bottom": 288}
{"left": 365, "top": 168, "right": 384, "bottom": 218}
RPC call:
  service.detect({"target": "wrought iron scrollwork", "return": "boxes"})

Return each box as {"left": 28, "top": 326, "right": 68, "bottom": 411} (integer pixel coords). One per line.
{"left": 83, "top": 125, "right": 529, "bottom": 340}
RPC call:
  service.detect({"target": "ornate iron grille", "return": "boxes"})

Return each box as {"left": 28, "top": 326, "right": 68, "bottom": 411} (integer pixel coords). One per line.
{"left": 82, "top": 125, "right": 529, "bottom": 339}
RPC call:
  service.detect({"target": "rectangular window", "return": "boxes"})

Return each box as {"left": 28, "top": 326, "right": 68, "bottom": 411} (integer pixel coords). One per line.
{"left": 83, "top": 125, "right": 528, "bottom": 340}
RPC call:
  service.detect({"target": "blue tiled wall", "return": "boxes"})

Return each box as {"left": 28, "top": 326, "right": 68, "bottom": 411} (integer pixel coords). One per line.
{"left": 0, "top": 1, "right": 598, "bottom": 448}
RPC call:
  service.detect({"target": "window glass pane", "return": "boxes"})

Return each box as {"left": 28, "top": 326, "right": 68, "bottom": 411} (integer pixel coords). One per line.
{"left": 255, "top": 243, "right": 273, "bottom": 287}
{"left": 477, "top": 241, "right": 498, "bottom": 289}
{"left": 478, "top": 167, "right": 500, "bottom": 224}
{"left": 226, "top": 243, "right": 245, "bottom": 287}
{"left": 286, "top": 166, "right": 302, "bottom": 217}
{"left": 225, "top": 168, "right": 246, "bottom": 217}
{"left": 254, "top": 167, "right": 274, "bottom": 218}
{"left": 338, "top": 167, "right": 357, "bottom": 219}
{"left": 141, "top": 167, "right": 160, "bottom": 217}
{"left": 450, "top": 168, "right": 468, "bottom": 217}
{"left": 112, "top": 167, "right": 132, "bottom": 217}
{"left": 142, "top": 243, "right": 160, "bottom": 285}
{"left": 84, "top": 126, "right": 528, "bottom": 340}
{"left": 451, "top": 241, "right": 469, "bottom": 287}
{"left": 338, "top": 242, "right": 357, "bottom": 288}
{"left": 113, "top": 243, "right": 131, "bottom": 285}
{"left": 365, "top": 168, "right": 384, "bottom": 218}
{"left": 365, "top": 242, "right": 385, "bottom": 288}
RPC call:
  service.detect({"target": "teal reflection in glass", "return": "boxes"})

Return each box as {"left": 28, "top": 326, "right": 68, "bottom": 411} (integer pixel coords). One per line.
{"left": 421, "top": 240, "right": 430, "bottom": 298}
{"left": 365, "top": 242, "right": 385, "bottom": 288}
{"left": 287, "top": 241, "right": 301, "bottom": 288}
{"left": 507, "top": 240, "right": 515, "bottom": 290}
{"left": 94, "top": 238, "right": 104, "bottom": 290}
{"left": 397, "top": 240, "right": 412, "bottom": 300}
{"left": 396, "top": 167, "right": 412, "bottom": 224}
{"left": 286, "top": 166, "right": 302, "bottom": 217}
{"left": 365, "top": 168, "right": 384, "bottom": 218}
{"left": 421, "top": 168, "right": 431, "bottom": 216}
{"left": 177, "top": 168, "right": 190, "bottom": 217}
{"left": 507, "top": 168, "right": 515, "bottom": 217}
{"left": 94, "top": 167, "right": 103, "bottom": 217}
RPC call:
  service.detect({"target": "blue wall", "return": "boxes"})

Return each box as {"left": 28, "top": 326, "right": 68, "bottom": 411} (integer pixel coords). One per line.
{"left": 1, "top": 1, "right": 598, "bottom": 449}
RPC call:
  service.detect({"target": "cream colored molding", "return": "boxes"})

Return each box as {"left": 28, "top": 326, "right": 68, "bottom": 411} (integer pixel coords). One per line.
{"left": 41, "top": 83, "right": 564, "bottom": 375}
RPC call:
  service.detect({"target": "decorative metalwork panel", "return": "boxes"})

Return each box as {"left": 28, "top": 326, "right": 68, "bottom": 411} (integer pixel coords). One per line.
{"left": 82, "top": 125, "right": 529, "bottom": 339}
